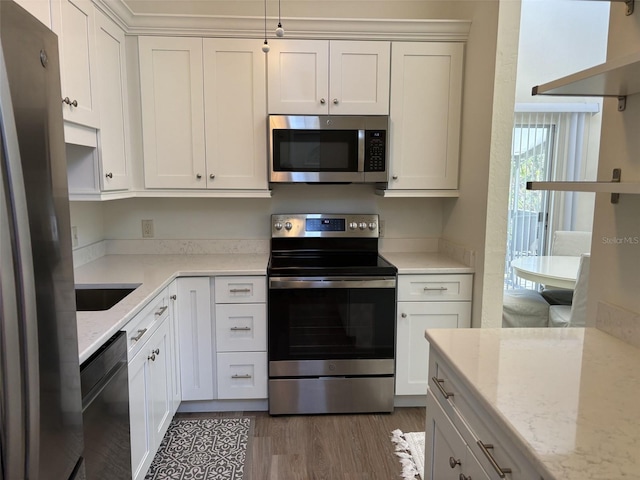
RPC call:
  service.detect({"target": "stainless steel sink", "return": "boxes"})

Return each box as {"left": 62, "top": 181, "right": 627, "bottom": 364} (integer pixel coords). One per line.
{"left": 75, "top": 285, "right": 140, "bottom": 311}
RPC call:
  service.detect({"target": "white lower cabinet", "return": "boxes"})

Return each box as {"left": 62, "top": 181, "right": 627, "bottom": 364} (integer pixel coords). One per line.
{"left": 395, "top": 274, "right": 472, "bottom": 396}
{"left": 128, "top": 315, "right": 175, "bottom": 480}
{"left": 214, "top": 276, "right": 267, "bottom": 400}
{"left": 426, "top": 351, "right": 543, "bottom": 480}
{"left": 425, "top": 391, "right": 490, "bottom": 480}
{"left": 176, "top": 277, "right": 214, "bottom": 401}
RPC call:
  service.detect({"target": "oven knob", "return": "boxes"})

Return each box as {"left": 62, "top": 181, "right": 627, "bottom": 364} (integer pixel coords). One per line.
{"left": 274, "top": 222, "right": 283, "bottom": 231}
{"left": 358, "top": 222, "right": 367, "bottom": 230}
{"left": 368, "top": 222, "right": 377, "bottom": 231}
{"left": 285, "top": 222, "right": 293, "bottom": 231}
{"left": 349, "top": 222, "right": 358, "bottom": 230}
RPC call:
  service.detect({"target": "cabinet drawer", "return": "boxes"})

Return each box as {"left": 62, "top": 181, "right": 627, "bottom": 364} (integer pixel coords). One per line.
{"left": 214, "top": 276, "right": 266, "bottom": 303}
{"left": 123, "top": 287, "right": 169, "bottom": 359}
{"left": 398, "top": 274, "right": 472, "bottom": 302}
{"left": 215, "top": 303, "right": 267, "bottom": 352}
{"left": 216, "top": 352, "right": 267, "bottom": 399}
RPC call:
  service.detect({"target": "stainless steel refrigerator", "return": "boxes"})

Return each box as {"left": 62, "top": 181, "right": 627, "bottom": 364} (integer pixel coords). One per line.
{"left": 0, "top": 2, "right": 84, "bottom": 479}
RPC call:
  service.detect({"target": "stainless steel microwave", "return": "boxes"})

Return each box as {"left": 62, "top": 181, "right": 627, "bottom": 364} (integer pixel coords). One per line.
{"left": 268, "top": 115, "right": 388, "bottom": 184}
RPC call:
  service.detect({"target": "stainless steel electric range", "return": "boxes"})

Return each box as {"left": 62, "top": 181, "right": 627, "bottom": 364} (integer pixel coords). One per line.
{"left": 267, "top": 213, "right": 397, "bottom": 415}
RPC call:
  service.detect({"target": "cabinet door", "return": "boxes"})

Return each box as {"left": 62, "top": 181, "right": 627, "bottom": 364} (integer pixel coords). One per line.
{"left": 396, "top": 301, "right": 471, "bottom": 395}
{"left": 94, "top": 10, "right": 130, "bottom": 191}
{"left": 203, "top": 39, "right": 268, "bottom": 189}
{"left": 52, "top": 0, "right": 99, "bottom": 127}
{"left": 177, "top": 277, "right": 214, "bottom": 401}
{"left": 425, "top": 391, "right": 469, "bottom": 480}
{"left": 389, "top": 42, "right": 463, "bottom": 190}
{"left": 267, "top": 39, "right": 328, "bottom": 115}
{"left": 329, "top": 41, "right": 390, "bottom": 115}
{"left": 128, "top": 339, "right": 152, "bottom": 480}
{"left": 147, "top": 317, "right": 172, "bottom": 448}
{"left": 138, "top": 37, "right": 206, "bottom": 188}
{"left": 168, "top": 281, "right": 181, "bottom": 413}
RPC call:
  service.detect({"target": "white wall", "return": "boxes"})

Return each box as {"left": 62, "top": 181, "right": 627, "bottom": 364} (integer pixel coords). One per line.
{"left": 587, "top": 2, "right": 640, "bottom": 326}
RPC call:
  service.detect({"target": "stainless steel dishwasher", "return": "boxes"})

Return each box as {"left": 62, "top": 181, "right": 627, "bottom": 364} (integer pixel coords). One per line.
{"left": 80, "top": 331, "right": 132, "bottom": 479}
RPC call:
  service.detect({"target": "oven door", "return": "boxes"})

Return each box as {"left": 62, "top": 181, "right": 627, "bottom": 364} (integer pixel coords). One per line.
{"left": 268, "top": 277, "right": 396, "bottom": 377}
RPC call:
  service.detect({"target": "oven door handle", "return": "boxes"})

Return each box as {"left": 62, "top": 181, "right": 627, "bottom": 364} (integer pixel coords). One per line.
{"left": 269, "top": 277, "right": 396, "bottom": 289}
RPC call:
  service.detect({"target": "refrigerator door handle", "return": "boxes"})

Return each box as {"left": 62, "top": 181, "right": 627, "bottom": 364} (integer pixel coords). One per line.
{"left": 0, "top": 43, "right": 41, "bottom": 480}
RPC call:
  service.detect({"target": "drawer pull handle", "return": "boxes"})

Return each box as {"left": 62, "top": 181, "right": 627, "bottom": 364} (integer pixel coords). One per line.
{"left": 449, "top": 456, "right": 461, "bottom": 469}
{"left": 155, "top": 305, "right": 168, "bottom": 316}
{"left": 432, "top": 376, "right": 454, "bottom": 399}
{"left": 477, "top": 441, "right": 512, "bottom": 478}
{"left": 131, "top": 328, "right": 147, "bottom": 342}
{"left": 459, "top": 474, "right": 471, "bottom": 480}
{"left": 230, "top": 326, "right": 251, "bottom": 331}
{"left": 424, "top": 286, "right": 449, "bottom": 291}
{"left": 229, "top": 288, "right": 251, "bottom": 293}
{"left": 231, "top": 374, "right": 252, "bottom": 379}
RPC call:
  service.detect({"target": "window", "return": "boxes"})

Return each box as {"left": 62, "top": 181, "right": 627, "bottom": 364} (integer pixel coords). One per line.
{"left": 505, "top": 105, "right": 598, "bottom": 290}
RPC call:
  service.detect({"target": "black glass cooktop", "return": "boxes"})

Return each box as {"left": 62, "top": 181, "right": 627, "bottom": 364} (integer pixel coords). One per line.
{"left": 268, "top": 252, "right": 397, "bottom": 277}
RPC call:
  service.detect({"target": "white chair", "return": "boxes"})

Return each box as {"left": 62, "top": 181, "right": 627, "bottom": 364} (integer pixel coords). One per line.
{"left": 548, "top": 253, "right": 590, "bottom": 327}
{"left": 541, "top": 230, "right": 591, "bottom": 305}
{"left": 502, "top": 289, "right": 550, "bottom": 328}
{"left": 550, "top": 230, "right": 592, "bottom": 256}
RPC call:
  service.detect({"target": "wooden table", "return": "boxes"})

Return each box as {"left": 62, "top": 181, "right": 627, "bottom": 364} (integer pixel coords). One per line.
{"left": 510, "top": 255, "right": 580, "bottom": 289}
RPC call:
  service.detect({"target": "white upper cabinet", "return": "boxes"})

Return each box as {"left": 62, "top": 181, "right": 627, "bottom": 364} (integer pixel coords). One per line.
{"left": 51, "top": 0, "right": 99, "bottom": 128}
{"left": 268, "top": 39, "right": 390, "bottom": 115}
{"left": 388, "top": 42, "right": 463, "bottom": 190}
{"left": 203, "top": 39, "right": 268, "bottom": 190}
{"left": 139, "top": 36, "right": 268, "bottom": 191}
{"left": 138, "top": 36, "right": 206, "bottom": 189}
{"left": 94, "top": 10, "right": 130, "bottom": 191}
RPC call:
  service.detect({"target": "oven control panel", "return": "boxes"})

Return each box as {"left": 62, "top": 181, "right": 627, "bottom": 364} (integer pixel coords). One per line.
{"left": 272, "top": 214, "right": 379, "bottom": 238}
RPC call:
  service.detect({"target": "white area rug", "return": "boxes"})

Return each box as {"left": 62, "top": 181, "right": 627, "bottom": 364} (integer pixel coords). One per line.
{"left": 390, "top": 429, "right": 425, "bottom": 480}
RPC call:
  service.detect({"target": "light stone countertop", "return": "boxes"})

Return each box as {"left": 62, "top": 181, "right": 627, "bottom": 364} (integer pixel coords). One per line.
{"left": 74, "top": 254, "right": 268, "bottom": 364}
{"left": 380, "top": 252, "right": 474, "bottom": 274}
{"left": 74, "top": 251, "right": 472, "bottom": 364}
{"left": 425, "top": 327, "right": 640, "bottom": 480}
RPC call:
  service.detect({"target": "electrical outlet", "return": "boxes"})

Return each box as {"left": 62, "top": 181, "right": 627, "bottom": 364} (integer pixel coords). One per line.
{"left": 71, "top": 226, "right": 78, "bottom": 247}
{"left": 379, "top": 220, "right": 385, "bottom": 238}
{"left": 141, "top": 219, "right": 154, "bottom": 238}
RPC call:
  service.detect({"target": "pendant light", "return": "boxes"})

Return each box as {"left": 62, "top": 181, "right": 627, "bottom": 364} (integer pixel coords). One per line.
{"left": 261, "top": 0, "right": 270, "bottom": 53}
{"left": 275, "top": 0, "right": 284, "bottom": 37}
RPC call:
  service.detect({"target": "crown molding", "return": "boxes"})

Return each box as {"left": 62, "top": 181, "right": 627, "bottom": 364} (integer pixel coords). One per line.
{"left": 94, "top": 0, "right": 470, "bottom": 41}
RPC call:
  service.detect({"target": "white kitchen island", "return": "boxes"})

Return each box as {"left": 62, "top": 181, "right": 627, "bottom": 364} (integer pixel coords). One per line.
{"left": 424, "top": 327, "right": 640, "bottom": 480}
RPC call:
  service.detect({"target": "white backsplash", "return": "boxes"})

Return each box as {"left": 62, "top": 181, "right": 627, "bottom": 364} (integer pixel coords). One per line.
{"left": 438, "top": 237, "right": 476, "bottom": 268}
{"left": 596, "top": 301, "right": 640, "bottom": 349}
{"left": 72, "top": 240, "right": 107, "bottom": 267}
{"left": 105, "top": 239, "right": 270, "bottom": 255}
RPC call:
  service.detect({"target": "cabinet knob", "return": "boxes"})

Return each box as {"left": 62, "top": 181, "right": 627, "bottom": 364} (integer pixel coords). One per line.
{"left": 105, "top": 172, "right": 113, "bottom": 179}
{"left": 459, "top": 474, "right": 471, "bottom": 480}
{"left": 196, "top": 174, "right": 202, "bottom": 179}
{"left": 147, "top": 353, "right": 156, "bottom": 361}
{"left": 401, "top": 313, "right": 407, "bottom": 318}
{"left": 392, "top": 175, "right": 398, "bottom": 180}
{"left": 152, "top": 348, "right": 160, "bottom": 355}
{"left": 210, "top": 174, "right": 215, "bottom": 179}
{"left": 170, "top": 294, "right": 177, "bottom": 300}
{"left": 449, "top": 456, "right": 461, "bottom": 469}
{"left": 62, "top": 97, "right": 78, "bottom": 107}
{"left": 320, "top": 98, "right": 326, "bottom": 104}
{"left": 332, "top": 98, "right": 339, "bottom": 105}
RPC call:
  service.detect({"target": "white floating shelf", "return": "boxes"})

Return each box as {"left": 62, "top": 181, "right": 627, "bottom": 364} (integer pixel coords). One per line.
{"left": 532, "top": 50, "right": 640, "bottom": 110}
{"left": 526, "top": 169, "right": 640, "bottom": 203}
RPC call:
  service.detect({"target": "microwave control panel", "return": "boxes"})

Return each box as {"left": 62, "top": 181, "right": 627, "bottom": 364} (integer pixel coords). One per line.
{"left": 364, "top": 130, "right": 386, "bottom": 172}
